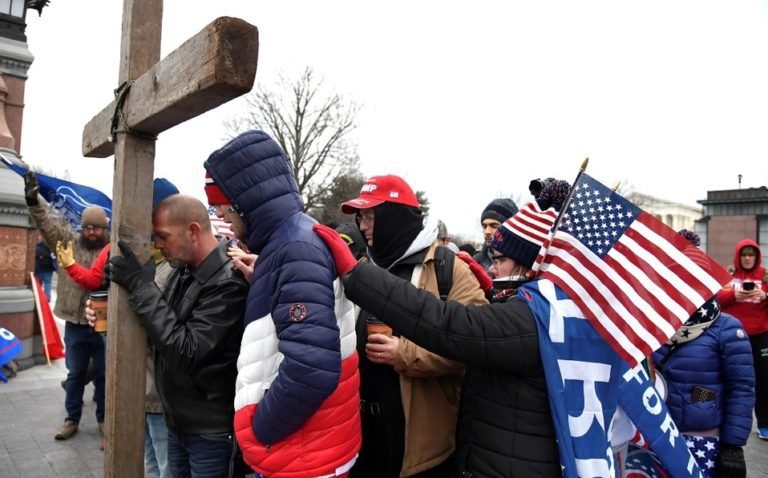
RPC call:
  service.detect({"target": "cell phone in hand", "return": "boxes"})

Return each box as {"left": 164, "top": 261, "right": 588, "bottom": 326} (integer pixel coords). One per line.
{"left": 743, "top": 282, "right": 756, "bottom": 291}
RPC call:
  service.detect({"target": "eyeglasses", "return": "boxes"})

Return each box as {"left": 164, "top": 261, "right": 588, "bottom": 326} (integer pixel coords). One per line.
{"left": 226, "top": 205, "right": 244, "bottom": 217}
{"left": 357, "top": 212, "right": 375, "bottom": 224}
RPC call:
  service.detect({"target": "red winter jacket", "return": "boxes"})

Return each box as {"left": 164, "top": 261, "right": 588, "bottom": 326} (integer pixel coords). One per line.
{"left": 717, "top": 238, "right": 768, "bottom": 336}
{"left": 64, "top": 243, "right": 110, "bottom": 291}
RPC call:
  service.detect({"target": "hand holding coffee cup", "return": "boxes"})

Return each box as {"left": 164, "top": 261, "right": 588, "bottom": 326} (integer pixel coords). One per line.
{"left": 84, "top": 302, "right": 96, "bottom": 328}
{"left": 89, "top": 291, "right": 108, "bottom": 334}
{"left": 366, "top": 316, "right": 392, "bottom": 337}
{"left": 366, "top": 332, "right": 399, "bottom": 366}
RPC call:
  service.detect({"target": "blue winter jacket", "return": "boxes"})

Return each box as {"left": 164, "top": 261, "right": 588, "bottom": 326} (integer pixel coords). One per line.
{"left": 204, "top": 130, "right": 360, "bottom": 477}
{"left": 652, "top": 313, "right": 755, "bottom": 446}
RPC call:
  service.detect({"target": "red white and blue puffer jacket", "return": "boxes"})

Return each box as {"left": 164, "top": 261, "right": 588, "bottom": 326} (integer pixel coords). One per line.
{"left": 204, "top": 131, "right": 360, "bottom": 477}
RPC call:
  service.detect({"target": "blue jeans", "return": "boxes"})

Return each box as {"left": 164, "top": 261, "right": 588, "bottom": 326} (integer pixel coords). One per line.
{"left": 63, "top": 322, "right": 105, "bottom": 423}
{"left": 145, "top": 413, "right": 171, "bottom": 478}
{"left": 167, "top": 429, "right": 247, "bottom": 478}
{"left": 35, "top": 271, "right": 52, "bottom": 301}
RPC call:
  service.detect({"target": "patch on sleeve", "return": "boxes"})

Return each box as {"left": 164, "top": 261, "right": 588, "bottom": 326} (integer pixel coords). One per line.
{"left": 289, "top": 303, "right": 307, "bottom": 322}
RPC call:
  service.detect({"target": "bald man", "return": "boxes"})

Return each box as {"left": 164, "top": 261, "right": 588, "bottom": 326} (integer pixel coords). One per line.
{"left": 109, "top": 194, "right": 249, "bottom": 477}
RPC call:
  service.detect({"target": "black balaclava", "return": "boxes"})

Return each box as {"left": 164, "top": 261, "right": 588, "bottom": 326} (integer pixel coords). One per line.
{"left": 362, "top": 202, "right": 424, "bottom": 269}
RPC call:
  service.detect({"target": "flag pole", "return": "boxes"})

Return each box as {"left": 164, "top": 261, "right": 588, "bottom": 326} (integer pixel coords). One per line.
{"left": 533, "top": 158, "right": 589, "bottom": 277}
{"left": 29, "top": 272, "right": 52, "bottom": 366}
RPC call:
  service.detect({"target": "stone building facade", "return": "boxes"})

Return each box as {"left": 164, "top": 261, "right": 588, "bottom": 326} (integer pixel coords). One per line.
{"left": 627, "top": 192, "right": 703, "bottom": 232}
{"left": 695, "top": 187, "right": 768, "bottom": 268}
{"left": 0, "top": 5, "right": 47, "bottom": 369}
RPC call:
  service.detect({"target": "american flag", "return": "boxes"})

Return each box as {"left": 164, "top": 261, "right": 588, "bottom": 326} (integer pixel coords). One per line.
{"left": 210, "top": 215, "right": 234, "bottom": 239}
{"left": 533, "top": 173, "right": 731, "bottom": 366}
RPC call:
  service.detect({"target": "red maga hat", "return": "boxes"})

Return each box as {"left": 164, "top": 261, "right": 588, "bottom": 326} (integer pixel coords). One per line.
{"left": 341, "top": 175, "right": 419, "bottom": 214}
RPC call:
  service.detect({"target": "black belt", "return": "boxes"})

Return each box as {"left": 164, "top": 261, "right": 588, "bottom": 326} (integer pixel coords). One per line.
{"left": 359, "top": 399, "right": 401, "bottom": 416}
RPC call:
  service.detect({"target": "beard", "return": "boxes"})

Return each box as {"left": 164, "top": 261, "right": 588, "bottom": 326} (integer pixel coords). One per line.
{"left": 81, "top": 234, "right": 108, "bottom": 250}
{"left": 162, "top": 242, "right": 194, "bottom": 268}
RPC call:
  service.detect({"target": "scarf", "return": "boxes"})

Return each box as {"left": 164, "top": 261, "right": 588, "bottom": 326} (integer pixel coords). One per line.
{"left": 667, "top": 296, "right": 720, "bottom": 346}
{"left": 365, "top": 203, "right": 424, "bottom": 269}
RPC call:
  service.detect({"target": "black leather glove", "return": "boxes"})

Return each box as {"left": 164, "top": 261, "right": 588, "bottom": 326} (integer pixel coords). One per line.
{"left": 715, "top": 444, "right": 746, "bottom": 478}
{"left": 108, "top": 240, "right": 155, "bottom": 293}
{"left": 24, "top": 171, "right": 40, "bottom": 206}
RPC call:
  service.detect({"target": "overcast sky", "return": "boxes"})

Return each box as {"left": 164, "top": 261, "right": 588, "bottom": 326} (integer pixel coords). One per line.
{"left": 19, "top": 0, "right": 768, "bottom": 240}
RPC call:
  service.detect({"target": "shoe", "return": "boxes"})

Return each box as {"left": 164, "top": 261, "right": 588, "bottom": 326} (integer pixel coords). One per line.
{"left": 54, "top": 420, "right": 79, "bottom": 440}
{"left": 759, "top": 427, "right": 768, "bottom": 440}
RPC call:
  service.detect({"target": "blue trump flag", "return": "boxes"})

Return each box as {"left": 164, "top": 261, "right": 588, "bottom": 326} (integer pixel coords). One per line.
{"left": 0, "top": 328, "right": 22, "bottom": 383}
{"left": 518, "top": 279, "right": 702, "bottom": 478}
{"left": 1, "top": 154, "right": 112, "bottom": 230}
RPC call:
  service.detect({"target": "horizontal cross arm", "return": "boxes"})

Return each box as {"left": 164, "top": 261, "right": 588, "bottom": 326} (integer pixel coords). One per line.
{"left": 83, "top": 16, "right": 258, "bottom": 157}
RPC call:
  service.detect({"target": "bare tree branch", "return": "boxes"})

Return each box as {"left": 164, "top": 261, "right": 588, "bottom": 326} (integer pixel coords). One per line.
{"left": 224, "top": 67, "right": 360, "bottom": 211}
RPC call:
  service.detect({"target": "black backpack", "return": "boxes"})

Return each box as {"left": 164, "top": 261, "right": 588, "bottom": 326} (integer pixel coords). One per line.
{"left": 433, "top": 245, "right": 455, "bottom": 301}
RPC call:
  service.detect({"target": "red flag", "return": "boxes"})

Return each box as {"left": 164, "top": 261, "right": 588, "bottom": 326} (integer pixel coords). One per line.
{"left": 30, "top": 274, "right": 65, "bottom": 361}
{"left": 533, "top": 173, "right": 731, "bottom": 366}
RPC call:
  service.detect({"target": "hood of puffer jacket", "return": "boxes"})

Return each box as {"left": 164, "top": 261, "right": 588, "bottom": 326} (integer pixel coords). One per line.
{"left": 732, "top": 238, "right": 763, "bottom": 275}
{"left": 204, "top": 130, "right": 304, "bottom": 254}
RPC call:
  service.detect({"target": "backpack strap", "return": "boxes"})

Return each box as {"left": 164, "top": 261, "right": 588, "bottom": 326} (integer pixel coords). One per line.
{"left": 433, "top": 245, "right": 455, "bottom": 301}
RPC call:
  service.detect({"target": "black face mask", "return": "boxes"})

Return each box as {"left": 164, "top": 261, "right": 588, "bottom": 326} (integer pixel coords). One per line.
{"left": 363, "top": 203, "right": 424, "bottom": 269}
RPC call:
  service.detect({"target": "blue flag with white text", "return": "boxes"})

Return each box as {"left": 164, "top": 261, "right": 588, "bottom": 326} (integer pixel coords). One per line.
{"left": 1, "top": 155, "right": 112, "bottom": 230}
{"left": 519, "top": 279, "right": 702, "bottom": 478}
{"left": 0, "top": 327, "right": 22, "bottom": 383}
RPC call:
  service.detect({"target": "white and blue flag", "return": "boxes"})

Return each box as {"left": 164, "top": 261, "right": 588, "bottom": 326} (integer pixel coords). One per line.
{"left": 1, "top": 154, "right": 112, "bottom": 230}
{"left": 519, "top": 279, "right": 702, "bottom": 478}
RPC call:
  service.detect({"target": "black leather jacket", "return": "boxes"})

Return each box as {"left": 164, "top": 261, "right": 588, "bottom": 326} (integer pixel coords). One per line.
{"left": 128, "top": 240, "right": 248, "bottom": 434}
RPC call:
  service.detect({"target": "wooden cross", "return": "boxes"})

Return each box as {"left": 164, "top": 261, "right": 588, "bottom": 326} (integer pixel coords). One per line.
{"left": 81, "top": 1, "right": 258, "bottom": 475}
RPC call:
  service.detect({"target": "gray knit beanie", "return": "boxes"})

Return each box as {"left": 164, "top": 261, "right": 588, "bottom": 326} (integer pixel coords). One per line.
{"left": 481, "top": 198, "right": 518, "bottom": 224}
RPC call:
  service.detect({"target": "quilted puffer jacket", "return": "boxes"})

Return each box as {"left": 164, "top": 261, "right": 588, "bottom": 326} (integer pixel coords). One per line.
{"left": 653, "top": 313, "right": 755, "bottom": 446}
{"left": 205, "top": 131, "right": 360, "bottom": 478}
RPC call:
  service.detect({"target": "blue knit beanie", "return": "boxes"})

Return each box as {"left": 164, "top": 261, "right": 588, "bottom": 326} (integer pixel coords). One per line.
{"left": 153, "top": 178, "right": 179, "bottom": 208}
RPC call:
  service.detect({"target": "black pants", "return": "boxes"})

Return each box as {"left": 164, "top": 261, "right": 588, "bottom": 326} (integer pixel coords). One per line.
{"left": 350, "top": 402, "right": 454, "bottom": 478}
{"left": 350, "top": 403, "right": 406, "bottom": 478}
{"left": 750, "top": 332, "right": 768, "bottom": 428}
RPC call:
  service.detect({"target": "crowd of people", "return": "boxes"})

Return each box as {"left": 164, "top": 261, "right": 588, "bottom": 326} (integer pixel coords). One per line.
{"left": 21, "top": 129, "right": 767, "bottom": 478}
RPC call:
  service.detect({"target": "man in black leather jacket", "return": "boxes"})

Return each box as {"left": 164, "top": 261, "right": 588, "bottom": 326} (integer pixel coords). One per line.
{"left": 108, "top": 194, "right": 249, "bottom": 478}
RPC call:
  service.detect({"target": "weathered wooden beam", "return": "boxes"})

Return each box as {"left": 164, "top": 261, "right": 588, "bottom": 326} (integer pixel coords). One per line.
{"left": 83, "top": 16, "right": 259, "bottom": 158}
{"left": 100, "top": 1, "right": 162, "bottom": 476}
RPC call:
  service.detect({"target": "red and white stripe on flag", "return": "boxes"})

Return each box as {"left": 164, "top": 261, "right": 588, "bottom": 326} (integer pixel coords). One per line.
{"left": 503, "top": 201, "right": 558, "bottom": 247}
{"left": 533, "top": 173, "right": 731, "bottom": 366}
{"left": 210, "top": 216, "right": 234, "bottom": 238}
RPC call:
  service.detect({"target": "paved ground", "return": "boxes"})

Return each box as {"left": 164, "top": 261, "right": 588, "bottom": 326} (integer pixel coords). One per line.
{"left": 0, "top": 359, "right": 103, "bottom": 477}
